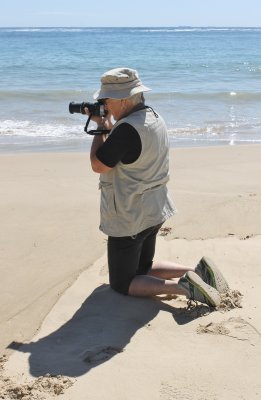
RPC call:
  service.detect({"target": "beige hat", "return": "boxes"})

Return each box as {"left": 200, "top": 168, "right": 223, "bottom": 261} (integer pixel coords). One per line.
{"left": 93, "top": 67, "right": 151, "bottom": 100}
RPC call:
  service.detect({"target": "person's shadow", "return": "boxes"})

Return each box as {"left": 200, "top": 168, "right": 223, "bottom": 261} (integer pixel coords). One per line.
{"left": 8, "top": 284, "right": 209, "bottom": 377}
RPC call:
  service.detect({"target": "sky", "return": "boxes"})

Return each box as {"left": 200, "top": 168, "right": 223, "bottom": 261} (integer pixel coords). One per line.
{"left": 0, "top": 0, "right": 260, "bottom": 27}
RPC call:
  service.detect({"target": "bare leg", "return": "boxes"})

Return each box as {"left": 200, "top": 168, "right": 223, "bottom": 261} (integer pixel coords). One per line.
{"left": 128, "top": 274, "right": 189, "bottom": 297}
{"left": 128, "top": 260, "right": 194, "bottom": 297}
{"left": 148, "top": 260, "right": 195, "bottom": 279}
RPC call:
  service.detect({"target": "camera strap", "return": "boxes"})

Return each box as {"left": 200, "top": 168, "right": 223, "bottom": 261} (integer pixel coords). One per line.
{"left": 84, "top": 105, "right": 157, "bottom": 135}
{"left": 84, "top": 114, "right": 110, "bottom": 136}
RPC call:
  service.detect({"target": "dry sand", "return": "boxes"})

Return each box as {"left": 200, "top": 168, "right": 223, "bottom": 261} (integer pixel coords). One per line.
{"left": 1, "top": 145, "right": 261, "bottom": 399}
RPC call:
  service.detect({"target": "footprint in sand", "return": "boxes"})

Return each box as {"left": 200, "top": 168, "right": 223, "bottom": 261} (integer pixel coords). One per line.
{"left": 82, "top": 345, "right": 124, "bottom": 364}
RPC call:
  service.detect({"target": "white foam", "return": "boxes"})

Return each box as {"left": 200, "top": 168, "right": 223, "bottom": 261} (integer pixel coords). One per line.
{"left": 0, "top": 119, "right": 89, "bottom": 139}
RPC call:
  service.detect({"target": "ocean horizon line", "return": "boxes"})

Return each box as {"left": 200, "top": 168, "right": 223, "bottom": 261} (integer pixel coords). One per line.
{"left": 1, "top": 25, "right": 261, "bottom": 29}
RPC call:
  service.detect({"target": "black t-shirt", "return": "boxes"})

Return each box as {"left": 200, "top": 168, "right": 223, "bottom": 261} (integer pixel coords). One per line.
{"left": 96, "top": 122, "right": 142, "bottom": 168}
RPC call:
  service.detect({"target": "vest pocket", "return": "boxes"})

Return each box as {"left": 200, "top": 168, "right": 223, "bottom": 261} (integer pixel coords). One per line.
{"left": 142, "top": 185, "right": 167, "bottom": 218}
{"left": 100, "top": 183, "right": 117, "bottom": 218}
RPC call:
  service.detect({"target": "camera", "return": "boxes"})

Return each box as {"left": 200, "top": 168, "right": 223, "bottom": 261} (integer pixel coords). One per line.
{"left": 69, "top": 101, "right": 107, "bottom": 117}
{"left": 68, "top": 100, "right": 110, "bottom": 135}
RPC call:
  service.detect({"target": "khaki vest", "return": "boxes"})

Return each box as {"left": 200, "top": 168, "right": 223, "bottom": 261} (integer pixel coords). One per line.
{"left": 99, "top": 108, "right": 176, "bottom": 237}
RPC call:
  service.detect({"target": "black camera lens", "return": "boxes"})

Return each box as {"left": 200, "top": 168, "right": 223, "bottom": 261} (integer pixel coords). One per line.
{"left": 69, "top": 102, "right": 83, "bottom": 114}
{"left": 69, "top": 101, "right": 107, "bottom": 116}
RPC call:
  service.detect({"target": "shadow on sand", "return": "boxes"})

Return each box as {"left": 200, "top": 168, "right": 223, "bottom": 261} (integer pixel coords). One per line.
{"left": 8, "top": 284, "right": 209, "bottom": 377}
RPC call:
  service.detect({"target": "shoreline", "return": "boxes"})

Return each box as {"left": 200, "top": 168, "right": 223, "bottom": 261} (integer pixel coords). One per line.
{"left": 1, "top": 136, "right": 261, "bottom": 155}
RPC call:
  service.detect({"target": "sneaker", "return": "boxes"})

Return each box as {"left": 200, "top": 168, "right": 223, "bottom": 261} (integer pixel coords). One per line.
{"left": 195, "top": 256, "right": 230, "bottom": 294}
{"left": 178, "top": 271, "right": 221, "bottom": 308}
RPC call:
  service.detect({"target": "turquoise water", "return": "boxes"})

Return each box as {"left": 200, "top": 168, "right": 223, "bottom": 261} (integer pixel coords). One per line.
{"left": 0, "top": 27, "right": 260, "bottom": 151}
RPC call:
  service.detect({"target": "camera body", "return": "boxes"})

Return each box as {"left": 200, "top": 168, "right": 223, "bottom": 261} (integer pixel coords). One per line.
{"left": 69, "top": 101, "right": 106, "bottom": 117}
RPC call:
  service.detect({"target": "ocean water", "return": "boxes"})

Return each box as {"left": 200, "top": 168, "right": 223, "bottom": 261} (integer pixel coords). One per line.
{"left": 0, "top": 27, "right": 261, "bottom": 152}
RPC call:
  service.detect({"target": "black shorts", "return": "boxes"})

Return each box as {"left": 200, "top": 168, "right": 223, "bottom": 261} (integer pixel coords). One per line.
{"left": 107, "top": 224, "right": 163, "bottom": 295}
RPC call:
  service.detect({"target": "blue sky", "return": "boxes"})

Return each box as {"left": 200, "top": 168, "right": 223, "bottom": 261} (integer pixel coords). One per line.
{"left": 1, "top": 0, "right": 260, "bottom": 27}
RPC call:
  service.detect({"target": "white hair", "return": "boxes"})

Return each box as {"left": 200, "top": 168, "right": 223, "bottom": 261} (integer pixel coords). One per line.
{"left": 127, "top": 92, "right": 145, "bottom": 106}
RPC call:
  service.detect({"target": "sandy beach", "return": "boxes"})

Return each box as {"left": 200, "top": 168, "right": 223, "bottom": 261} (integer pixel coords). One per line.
{"left": 1, "top": 144, "right": 261, "bottom": 399}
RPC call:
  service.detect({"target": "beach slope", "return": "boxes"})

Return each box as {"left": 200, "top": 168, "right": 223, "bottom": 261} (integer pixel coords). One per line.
{"left": 1, "top": 145, "right": 261, "bottom": 399}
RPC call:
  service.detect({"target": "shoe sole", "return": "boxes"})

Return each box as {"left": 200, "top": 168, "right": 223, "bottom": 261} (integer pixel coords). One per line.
{"left": 186, "top": 271, "right": 221, "bottom": 308}
{"left": 200, "top": 256, "right": 230, "bottom": 294}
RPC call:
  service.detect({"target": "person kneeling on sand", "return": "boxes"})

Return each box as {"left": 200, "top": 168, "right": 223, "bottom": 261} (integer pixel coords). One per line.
{"left": 87, "top": 67, "right": 229, "bottom": 308}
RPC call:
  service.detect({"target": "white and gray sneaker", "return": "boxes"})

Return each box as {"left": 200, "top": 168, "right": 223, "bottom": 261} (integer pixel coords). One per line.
{"left": 178, "top": 271, "right": 221, "bottom": 308}
{"left": 195, "top": 256, "right": 230, "bottom": 294}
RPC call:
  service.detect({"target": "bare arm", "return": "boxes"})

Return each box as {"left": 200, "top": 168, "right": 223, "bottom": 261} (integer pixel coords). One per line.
{"left": 86, "top": 109, "right": 114, "bottom": 174}
{"left": 90, "top": 134, "right": 113, "bottom": 173}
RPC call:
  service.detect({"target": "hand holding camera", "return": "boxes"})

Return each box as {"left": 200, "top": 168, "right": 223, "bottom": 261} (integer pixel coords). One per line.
{"left": 69, "top": 101, "right": 112, "bottom": 135}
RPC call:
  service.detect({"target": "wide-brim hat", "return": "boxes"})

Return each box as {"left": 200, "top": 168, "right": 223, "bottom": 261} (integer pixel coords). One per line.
{"left": 93, "top": 67, "right": 151, "bottom": 100}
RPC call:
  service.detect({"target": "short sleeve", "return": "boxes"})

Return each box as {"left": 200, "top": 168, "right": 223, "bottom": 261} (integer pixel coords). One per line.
{"left": 96, "top": 123, "right": 142, "bottom": 167}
